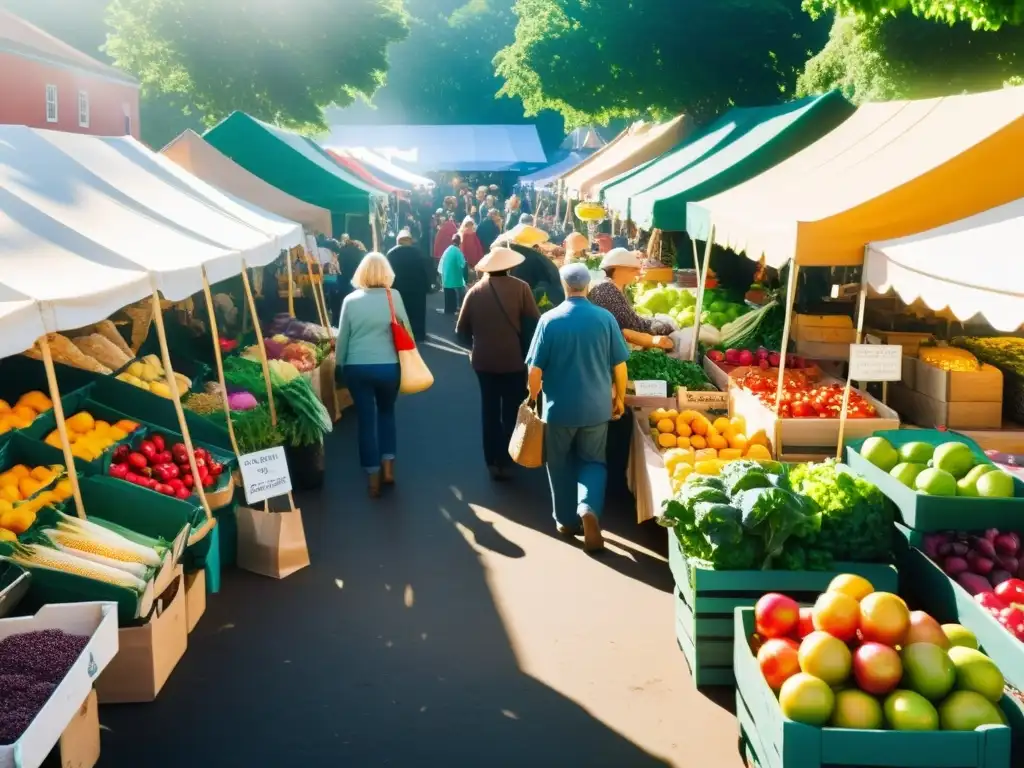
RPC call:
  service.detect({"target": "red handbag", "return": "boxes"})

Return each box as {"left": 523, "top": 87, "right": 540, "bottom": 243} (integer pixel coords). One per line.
{"left": 386, "top": 289, "right": 433, "bottom": 394}
{"left": 386, "top": 289, "right": 415, "bottom": 352}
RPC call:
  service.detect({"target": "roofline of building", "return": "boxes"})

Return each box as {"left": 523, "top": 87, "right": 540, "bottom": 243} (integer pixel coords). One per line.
{"left": 0, "top": 41, "right": 140, "bottom": 87}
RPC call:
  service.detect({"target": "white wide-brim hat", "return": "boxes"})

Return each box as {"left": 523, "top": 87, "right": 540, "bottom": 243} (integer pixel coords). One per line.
{"left": 600, "top": 247, "right": 643, "bottom": 270}
{"left": 497, "top": 223, "right": 550, "bottom": 248}
{"left": 476, "top": 247, "right": 526, "bottom": 273}
{"left": 396, "top": 229, "right": 413, "bottom": 241}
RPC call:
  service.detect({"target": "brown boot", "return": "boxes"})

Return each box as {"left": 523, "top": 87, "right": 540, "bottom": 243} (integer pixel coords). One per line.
{"left": 382, "top": 459, "right": 395, "bottom": 485}
{"left": 368, "top": 472, "right": 382, "bottom": 498}
{"left": 581, "top": 510, "right": 604, "bottom": 553}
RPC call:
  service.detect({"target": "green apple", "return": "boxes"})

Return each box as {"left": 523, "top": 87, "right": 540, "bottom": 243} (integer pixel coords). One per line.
{"left": 932, "top": 442, "right": 976, "bottom": 480}
{"left": 956, "top": 464, "right": 996, "bottom": 497}
{"left": 890, "top": 462, "right": 927, "bottom": 489}
{"left": 915, "top": 468, "right": 957, "bottom": 497}
{"left": 898, "top": 441, "right": 934, "bottom": 464}
{"left": 976, "top": 470, "right": 1015, "bottom": 499}
{"left": 861, "top": 437, "right": 900, "bottom": 472}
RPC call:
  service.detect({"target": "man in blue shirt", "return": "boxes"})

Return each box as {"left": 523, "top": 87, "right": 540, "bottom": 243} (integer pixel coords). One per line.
{"left": 526, "top": 263, "right": 630, "bottom": 552}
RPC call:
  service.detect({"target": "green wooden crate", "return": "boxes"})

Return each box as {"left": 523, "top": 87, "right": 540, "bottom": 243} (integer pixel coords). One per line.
{"left": 895, "top": 525, "right": 1024, "bottom": 694}
{"left": 734, "top": 608, "right": 1015, "bottom": 768}
{"left": 846, "top": 430, "right": 1024, "bottom": 532}
{"left": 667, "top": 529, "right": 898, "bottom": 687}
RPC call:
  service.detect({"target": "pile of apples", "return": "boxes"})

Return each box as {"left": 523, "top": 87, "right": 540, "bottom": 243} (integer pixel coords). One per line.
{"left": 753, "top": 575, "right": 1009, "bottom": 732}
{"left": 107, "top": 434, "right": 224, "bottom": 500}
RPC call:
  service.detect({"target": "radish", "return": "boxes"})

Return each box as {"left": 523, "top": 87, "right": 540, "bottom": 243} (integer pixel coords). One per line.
{"left": 943, "top": 556, "right": 969, "bottom": 576}
{"left": 958, "top": 572, "right": 993, "bottom": 596}
{"left": 738, "top": 349, "right": 754, "bottom": 366}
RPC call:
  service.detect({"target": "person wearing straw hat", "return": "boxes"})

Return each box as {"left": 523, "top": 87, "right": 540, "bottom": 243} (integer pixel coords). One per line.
{"left": 497, "top": 215, "right": 565, "bottom": 307}
{"left": 386, "top": 229, "right": 433, "bottom": 342}
{"left": 589, "top": 248, "right": 675, "bottom": 349}
{"left": 456, "top": 246, "right": 541, "bottom": 481}
{"left": 526, "top": 263, "right": 629, "bottom": 552}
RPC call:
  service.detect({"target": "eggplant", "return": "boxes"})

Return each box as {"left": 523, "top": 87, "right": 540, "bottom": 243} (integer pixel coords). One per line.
{"left": 949, "top": 542, "right": 970, "bottom": 557}
{"left": 943, "top": 556, "right": 969, "bottom": 577}
{"left": 967, "top": 551, "right": 994, "bottom": 575}
{"left": 973, "top": 538, "right": 997, "bottom": 560}
{"left": 995, "top": 532, "right": 1021, "bottom": 557}
{"left": 958, "top": 572, "right": 994, "bottom": 596}
{"left": 937, "top": 542, "right": 954, "bottom": 557}
{"left": 990, "top": 569, "right": 1013, "bottom": 587}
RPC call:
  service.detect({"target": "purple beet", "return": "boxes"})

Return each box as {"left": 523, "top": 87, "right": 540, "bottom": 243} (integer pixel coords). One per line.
{"left": 973, "top": 538, "right": 997, "bottom": 559}
{"left": 949, "top": 542, "right": 970, "bottom": 557}
{"left": 984, "top": 528, "right": 1000, "bottom": 542}
{"left": 995, "top": 532, "right": 1021, "bottom": 557}
{"left": 958, "top": 572, "right": 993, "bottom": 596}
{"left": 944, "top": 556, "right": 970, "bottom": 577}
{"left": 922, "top": 534, "right": 947, "bottom": 560}
{"left": 967, "top": 551, "right": 995, "bottom": 575}
{"left": 990, "top": 570, "right": 1013, "bottom": 587}
{"left": 995, "top": 555, "right": 1019, "bottom": 574}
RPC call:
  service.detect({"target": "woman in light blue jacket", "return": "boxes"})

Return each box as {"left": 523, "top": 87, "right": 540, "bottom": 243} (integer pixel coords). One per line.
{"left": 336, "top": 252, "right": 411, "bottom": 497}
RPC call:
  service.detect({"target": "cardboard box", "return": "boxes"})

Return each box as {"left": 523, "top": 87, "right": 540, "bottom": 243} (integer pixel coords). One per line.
{"left": 95, "top": 568, "right": 188, "bottom": 704}
{"left": 901, "top": 356, "right": 917, "bottom": 389}
{"left": 889, "top": 382, "right": 1003, "bottom": 430}
{"left": 676, "top": 387, "right": 729, "bottom": 413}
{"left": 627, "top": 409, "right": 673, "bottom": 525}
{"left": 792, "top": 325, "right": 857, "bottom": 344}
{"left": 0, "top": 604, "right": 117, "bottom": 768}
{"left": 913, "top": 360, "right": 1004, "bottom": 403}
{"left": 793, "top": 339, "right": 853, "bottom": 360}
{"left": 184, "top": 570, "right": 206, "bottom": 634}
{"left": 866, "top": 329, "right": 933, "bottom": 357}
{"left": 57, "top": 690, "right": 100, "bottom": 768}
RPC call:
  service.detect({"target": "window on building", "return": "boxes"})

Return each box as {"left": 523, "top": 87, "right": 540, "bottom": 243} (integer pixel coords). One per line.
{"left": 78, "top": 90, "right": 90, "bottom": 128}
{"left": 45, "top": 85, "right": 58, "bottom": 123}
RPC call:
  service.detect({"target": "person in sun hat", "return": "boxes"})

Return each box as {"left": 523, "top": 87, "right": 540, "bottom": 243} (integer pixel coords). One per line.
{"left": 456, "top": 246, "right": 541, "bottom": 481}
{"left": 588, "top": 248, "right": 675, "bottom": 348}
{"left": 496, "top": 215, "right": 565, "bottom": 307}
{"left": 525, "top": 263, "right": 629, "bottom": 552}
{"left": 386, "top": 228, "right": 433, "bottom": 342}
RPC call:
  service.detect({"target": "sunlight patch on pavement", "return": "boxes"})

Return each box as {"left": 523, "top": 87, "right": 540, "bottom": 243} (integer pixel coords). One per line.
{"left": 404, "top": 584, "right": 415, "bottom": 607}
{"left": 450, "top": 485, "right": 463, "bottom": 501}
{"left": 439, "top": 506, "right": 452, "bottom": 521}
{"left": 501, "top": 709, "right": 519, "bottom": 720}
{"left": 603, "top": 532, "right": 668, "bottom": 563}
{"left": 427, "top": 333, "right": 466, "bottom": 350}
{"left": 424, "top": 340, "right": 469, "bottom": 356}
{"left": 385, "top": 583, "right": 392, "bottom": 591}
{"left": 334, "top": 579, "right": 344, "bottom": 589}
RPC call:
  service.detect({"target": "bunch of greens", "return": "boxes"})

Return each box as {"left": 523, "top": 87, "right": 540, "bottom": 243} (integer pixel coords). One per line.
{"left": 662, "top": 460, "right": 829, "bottom": 571}
{"left": 626, "top": 350, "right": 714, "bottom": 391}
{"left": 788, "top": 460, "right": 894, "bottom": 563}
{"left": 953, "top": 336, "right": 1024, "bottom": 376}
{"left": 206, "top": 404, "right": 283, "bottom": 454}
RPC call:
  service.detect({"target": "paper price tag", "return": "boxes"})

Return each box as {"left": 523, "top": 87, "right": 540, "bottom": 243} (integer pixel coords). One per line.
{"left": 677, "top": 388, "right": 729, "bottom": 411}
{"left": 239, "top": 447, "right": 293, "bottom": 505}
{"left": 848, "top": 344, "right": 902, "bottom": 382}
{"left": 633, "top": 380, "right": 668, "bottom": 398}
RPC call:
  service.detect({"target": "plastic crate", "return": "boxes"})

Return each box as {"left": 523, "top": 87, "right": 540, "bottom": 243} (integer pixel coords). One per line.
{"left": 668, "top": 529, "right": 897, "bottom": 687}
{"left": 735, "top": 608, "right": 1016, "bottom": 768}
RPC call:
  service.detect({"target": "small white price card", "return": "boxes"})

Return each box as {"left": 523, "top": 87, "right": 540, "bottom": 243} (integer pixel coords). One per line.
{"left": 848, "top": 344, "right": 903, "bottom": 382}
{"left": 239, "top": 447, "right": 293, "bottom": 504}
{"left": 633, "top": 380, "right": 668, "bottom": 397}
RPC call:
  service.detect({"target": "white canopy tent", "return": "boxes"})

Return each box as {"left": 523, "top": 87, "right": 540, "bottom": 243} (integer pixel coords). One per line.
{"left": 865, "top": 198, "right": 1024, "bottom": 332}
{"left": 0, "top": 125, "right": 293, "bottom": 359}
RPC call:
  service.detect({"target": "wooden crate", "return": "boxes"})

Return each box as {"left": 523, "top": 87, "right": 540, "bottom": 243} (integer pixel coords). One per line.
{"left": 914, "top": 361, "right": 1003, "bottom": 404}
{"left": 889, "top": 382, "right": 1003, "bottom": 430}
{"left": 735, "top": 608, "right": 1017, "bottom": 768}
{"left": 667, "top": 530, "right": 897, "bottom": 687}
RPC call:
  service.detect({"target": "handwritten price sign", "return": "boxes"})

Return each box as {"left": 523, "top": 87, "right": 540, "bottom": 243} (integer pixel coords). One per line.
{"left": 239, "top": 447, "right": 292, "bottom": 504}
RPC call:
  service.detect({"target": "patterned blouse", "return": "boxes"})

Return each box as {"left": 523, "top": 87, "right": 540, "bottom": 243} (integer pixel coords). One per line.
{"left": 589, "top": 282, "right": 673, "bottom": 336}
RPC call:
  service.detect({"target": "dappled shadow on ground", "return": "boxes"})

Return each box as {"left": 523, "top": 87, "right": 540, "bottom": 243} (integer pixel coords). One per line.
{"left": 96, "top": 299, "right": 673, "bottom": 767}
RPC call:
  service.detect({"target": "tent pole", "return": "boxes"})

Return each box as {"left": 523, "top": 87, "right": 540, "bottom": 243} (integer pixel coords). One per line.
{"left": 38, "top": 334, "right": 86, "bottom": 519}
{"left": 241, "top": 262, "right": 279, "bottom": 427}
{"left": 287, "top": 247, "right": 296, "bottom": 318}
{"left": 150, "top": 290, "right": 213, "bottom": 522}
{"left": 688, "top": 230, "right": 714, "bottom": 362}
{"left": 773, "top": 262, "right": 801, "bottom": 425}
{"left": 201, "top": 267, "right": 241, "bottom": 457}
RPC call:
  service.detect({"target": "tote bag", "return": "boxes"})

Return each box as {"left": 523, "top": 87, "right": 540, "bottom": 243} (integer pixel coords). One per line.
{"left": 387, "top": 289, "right": 434, "bottom": 394}
{"left": 509, "top": 399, "right": 544, "bottom": 468}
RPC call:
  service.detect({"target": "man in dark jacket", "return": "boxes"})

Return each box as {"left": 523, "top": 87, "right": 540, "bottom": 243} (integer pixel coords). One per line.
{"left": 387, "top": 229, "right": 434, "bottom": 341}
{"left": 500, "top": 216, "right": 565, "bottom": 308}
{"left": 476, "top": 208, "right": 503, "bottom": 252}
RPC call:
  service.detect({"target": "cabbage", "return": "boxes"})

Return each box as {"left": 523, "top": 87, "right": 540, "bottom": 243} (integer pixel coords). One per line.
{"left": 637, "top": 288, "right": 672, "bottom": 314}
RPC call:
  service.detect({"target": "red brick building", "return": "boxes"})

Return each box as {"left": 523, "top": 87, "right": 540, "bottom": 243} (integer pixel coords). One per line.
{"left": 0, "top": 9, "right": 140, "bottom": 138}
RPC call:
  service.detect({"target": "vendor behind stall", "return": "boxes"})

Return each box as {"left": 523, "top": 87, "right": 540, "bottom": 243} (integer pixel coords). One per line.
{"left": 589, "top": 248, "right": 674, "bottom": 351}
{"left": 498, "top": 216, "right": 566, "bottom": 307}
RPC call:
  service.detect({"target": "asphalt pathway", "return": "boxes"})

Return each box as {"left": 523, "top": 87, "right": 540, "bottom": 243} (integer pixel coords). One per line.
{"left": 97, "top": 295, "right": 744, "bottom": 767}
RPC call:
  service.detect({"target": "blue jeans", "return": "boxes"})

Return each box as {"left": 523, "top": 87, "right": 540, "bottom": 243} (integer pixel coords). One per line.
{"left": 545, "top": 423, "right": 609, "bottom": 529}
{"left": 344, "top": 363, "right": 400, "bottom": 473}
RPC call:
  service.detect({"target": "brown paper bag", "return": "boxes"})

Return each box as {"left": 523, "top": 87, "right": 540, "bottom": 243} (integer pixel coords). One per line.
{"left": 236, "top": 505, "right": 310, "bottom": 579}
{"left": 509, "top": 400, "right": 544, "bottom": 468}
{"left": 320, "top": 352, "right": 340, "bottom": 421}
{"left": 336, "top": 387, "right": 354, "bottom": 413}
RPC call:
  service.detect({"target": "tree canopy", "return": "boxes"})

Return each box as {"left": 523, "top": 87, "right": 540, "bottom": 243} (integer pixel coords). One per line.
{"left": 104, "top": 0, "right": 410, "bottom": 132}
{"left": 797, "top": 12, "right": 1024, "bottom": 103}
{"left": 495, "top": 0, "right": 829, "bottom": 129}
{"left": 801, "top": 0, "right": 1024, "bottom": 31}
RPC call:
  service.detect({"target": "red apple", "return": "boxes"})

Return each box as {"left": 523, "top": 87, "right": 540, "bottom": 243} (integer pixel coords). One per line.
{"left": 852, "top": 642, "right": 903, "bottom": 695}
{"left": 903, "top": 611, "right": 950, "bottom": 649}
{"left": 755, "top": 593, "right": 800, "bottom": 639}
{"left": 757, "top": 638, "right": 801, "bottom": 691}
{"left": 859, "top": 593, "right": 910, "bottom": 647}
{"left": 794, "top": 606, "right": 815, "bottom": 640}
{"left": 812, "top": 591, "right": 860, "bottom": 642}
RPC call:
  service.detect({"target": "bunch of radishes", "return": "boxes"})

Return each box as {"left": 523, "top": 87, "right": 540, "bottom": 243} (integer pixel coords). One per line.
{"left": 923, "top": 529, "right": 1024, "bottom": 595}
{"left": 706, "top": 348, "right": 808, "bottom": 370}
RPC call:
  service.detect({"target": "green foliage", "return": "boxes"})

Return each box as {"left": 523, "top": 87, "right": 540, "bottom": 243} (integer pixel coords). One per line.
{"left": 104, "top": 0, "right": 410, "bottom": 132}
{"left": 798, "top": 13, "right": 1024, "bottom": 103}
{"left": 802, "top": 0, "right": 1024, "bottom": 31}
{"left": 495, "top": 0, "right": 829, "bottom": 128}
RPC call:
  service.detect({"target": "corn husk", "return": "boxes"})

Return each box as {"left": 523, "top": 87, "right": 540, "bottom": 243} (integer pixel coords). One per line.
{"left": 73, "top": 334, "right": 131, "bottom": 371}
{"left": 23, "top": 334, "right": 111, "bottom": 374}
{"left": 94, "top": 320, "right": 133, "bottom": 357}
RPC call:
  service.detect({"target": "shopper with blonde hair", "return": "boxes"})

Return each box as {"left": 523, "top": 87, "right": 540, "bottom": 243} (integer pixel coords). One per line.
{"left": 336, "top": 251, "right": 411, "bottom": 497}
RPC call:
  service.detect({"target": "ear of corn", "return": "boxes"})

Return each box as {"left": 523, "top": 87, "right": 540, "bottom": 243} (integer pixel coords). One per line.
{"left": 43, "top": 530, "right": 156, "bottom": 574}
{"left": 55, "top": 513, "right": 163, "bottom": 566}
{"left": 919, "top": 347, "right": 980, "bottom": 372}
{"left": 4, "top": 544, "right": 147, "bottom": 592}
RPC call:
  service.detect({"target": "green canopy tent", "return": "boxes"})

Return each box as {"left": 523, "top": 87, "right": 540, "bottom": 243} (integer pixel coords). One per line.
{"left": 204, "top": 112, "right": 385, "bottom": 244}
{"left": 614, "top": 92, "right": 854, "bottom": 233}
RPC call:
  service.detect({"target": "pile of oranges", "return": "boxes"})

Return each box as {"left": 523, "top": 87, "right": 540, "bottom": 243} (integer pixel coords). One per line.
{"left": 648, "top": 408, "right": 773, "bottom": 490}
{"left": 0, "top": 391, "right": 53, "bottom": 435}
{"left": 0, "top": 463, "right": 75, "bottom": 541}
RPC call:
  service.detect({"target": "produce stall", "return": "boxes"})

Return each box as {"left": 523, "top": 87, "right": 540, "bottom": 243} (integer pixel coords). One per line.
{"left": 683, "top": 87, "right": 1024, "bottom": 458}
